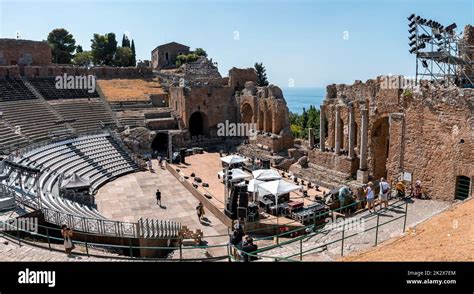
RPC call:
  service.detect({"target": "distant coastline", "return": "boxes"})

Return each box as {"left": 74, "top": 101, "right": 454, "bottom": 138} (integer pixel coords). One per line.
{"left": 282, "top": 87, "right": 325, "bottom": 114}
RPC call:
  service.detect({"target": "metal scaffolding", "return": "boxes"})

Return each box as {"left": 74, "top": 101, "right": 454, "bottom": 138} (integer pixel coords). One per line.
{"left": 407, "top": 14, "right": 474, "bottom": 87}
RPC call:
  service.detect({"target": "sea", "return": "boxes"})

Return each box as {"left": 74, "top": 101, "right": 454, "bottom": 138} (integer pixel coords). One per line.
{"left": 281, "top": 87, "right": 326, "bottom": 114}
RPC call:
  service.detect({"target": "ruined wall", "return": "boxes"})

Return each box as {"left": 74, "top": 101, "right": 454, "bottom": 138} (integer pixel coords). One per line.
{"left": 0, "top": 39, "right": 51, "bottom": 66}
{"left": 228, "top": 67, "right": 257, "bottom": 90}
{"left": 320, "top": 76, "right": 474, "bottom": 200}
{"left": 169, "top": 85, "right": 237, "bottom": 137}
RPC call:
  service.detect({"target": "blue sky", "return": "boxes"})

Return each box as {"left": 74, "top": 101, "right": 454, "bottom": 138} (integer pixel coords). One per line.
{"left": 0, "top": 0, "right": 472, "bottom": 87}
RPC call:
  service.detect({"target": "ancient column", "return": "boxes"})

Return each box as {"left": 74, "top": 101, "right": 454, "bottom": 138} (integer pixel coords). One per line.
{"left": 348, "top": 104, "right": 356, "bottom": 159}
{"left": 308, "top": 128, "right": 315, "bottom": 149}
{"left": 334, "top": 105, "right": 341, "bottom": 155}
{"left": 357, "top": 108, "right": 369, "bottom": 182}
{"left": 319, "top": 105, "right": 325, "bottom": 152}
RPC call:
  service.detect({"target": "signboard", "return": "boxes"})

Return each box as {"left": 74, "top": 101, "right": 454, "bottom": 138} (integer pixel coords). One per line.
{"left": 403, "top": 172, "right": 412, "bottom": 182}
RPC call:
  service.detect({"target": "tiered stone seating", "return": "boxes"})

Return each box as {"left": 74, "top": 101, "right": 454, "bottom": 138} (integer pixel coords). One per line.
{"left": 0, "top": 99, "right": 67, "bottom": 143}
{"left": 0, "top": 78, "right": 37, "bottom": 102}
{"left": 28, "top": 77, "right": 99, "bottom": 100}
{"left": 0, "top": 119, "right": 28, "bottom": 151}
{"left": 50, "top": 99, "right": 116, "bottom": 133}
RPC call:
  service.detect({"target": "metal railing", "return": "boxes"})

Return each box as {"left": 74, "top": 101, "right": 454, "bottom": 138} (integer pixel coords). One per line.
{"left": 0, "top": 220, "right": 228, "bottom": 261}
{"left": 230, "top": 197, "right": 410, "bottom": 262}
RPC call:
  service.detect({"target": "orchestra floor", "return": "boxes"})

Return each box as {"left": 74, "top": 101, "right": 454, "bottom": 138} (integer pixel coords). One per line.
{"left": 95, "top": 160, "right": 230, "bottom": 256}
{"left": 170, "top": 152, "right": 332, "bottom": 228}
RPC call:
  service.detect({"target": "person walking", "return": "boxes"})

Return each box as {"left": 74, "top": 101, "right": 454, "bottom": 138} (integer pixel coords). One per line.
{"left": 365, "top": 182, "right": 375, "bottom": 213}
{"left": 147, "top": 158, "right": 153, "bottom": 172}
{"left": 196, "top": 202, "right": 205, "bottom": 221}
{"left": 155, "top": 188, "right": 162, "bottom": 206}
{"left": 379, "top": 177, "right": 390, "bottom": 210}
{"left": 60, "top": 225, "right": 74, "bottom": 257}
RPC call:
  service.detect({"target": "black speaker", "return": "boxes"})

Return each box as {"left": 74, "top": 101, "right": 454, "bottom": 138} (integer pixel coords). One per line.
{"left": 237, "top": 207, "right": 247, "bottom": 220}
{"left": 238, "top": 191, "right": 249, "bottom": 208}
{"left": 180, "top": 148, "right": 186, "bottom": 164}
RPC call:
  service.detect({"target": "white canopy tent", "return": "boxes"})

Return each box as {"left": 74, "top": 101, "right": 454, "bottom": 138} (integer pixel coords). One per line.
{"left": 252, "top": 169, "right": 282, "bottom": 181}
{"left": 257, "top": 179, "right": 300, "bottom": 198}
{"left": 220, "top": 155, "right": 246, "bottom": 165}
{"left": 218, "top": 168, "right": 252, "bottom": 183}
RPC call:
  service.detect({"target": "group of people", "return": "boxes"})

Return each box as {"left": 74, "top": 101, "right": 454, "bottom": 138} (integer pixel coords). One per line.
{"left": 147, "top": 156, "right": 166, "bottom": 172}
{"left": 363, "top": 177, "right": 424, "bottom": 212}
{"left": 363, "top": 177, "right": 391, "bottom": 212}
{"left": 229, "top": 223, "right": 258, "bottom": 262}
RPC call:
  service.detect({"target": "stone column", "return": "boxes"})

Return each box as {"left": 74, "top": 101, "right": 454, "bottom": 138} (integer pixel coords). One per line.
{"left": 357, "top": 108, "right": 369, "bottom": 182}
{"left": 334, "top": 105, "right": 341, "bottom": 155}
{"left": 348, "top": 104, "right": 356, "bottom": 159}
{"left": 308, "top": 128, "right": 314, "bottom": 149}
{"left": 319, "top": 105, "right": 326, "bottom": 152}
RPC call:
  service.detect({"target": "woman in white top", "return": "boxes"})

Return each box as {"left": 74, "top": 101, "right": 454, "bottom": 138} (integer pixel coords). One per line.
{"left": 365, "top": 182, "right": 375, "bottom": 212}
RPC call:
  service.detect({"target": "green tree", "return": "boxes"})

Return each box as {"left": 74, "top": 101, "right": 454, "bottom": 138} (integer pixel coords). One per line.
{"left": 47, "top": 28, "right": 76, "bottom": 64}
{"left": 114, "top": 47, "right": 133, "bottom": 67}
{"left": 73, "top": 51, "right": 93, "bottom": 66}
{"left": 130, "top": 39, "right": 136, "bottom": 66}
{"left": 289, "top": 105, "right": 320, "bottom": 140}
{"left": 76, "top": 45, "right": 83, "bottom": 53}
{"left": 194, "top": 48, "right": 207, "bottom": 57}
{"left": 121, "top": 34, "right": 131, "bottom": 48}
{"left": 176, "top": 53, "right": 199, "bottom": 66}
{"left": 91, "top": 33, "right": 117, "bottom": 66}
{"left": 104, "top": 33, "right": 117, "bottom": 65}
{"left": 254, "top": 62, "right": 269, "bottom": 86}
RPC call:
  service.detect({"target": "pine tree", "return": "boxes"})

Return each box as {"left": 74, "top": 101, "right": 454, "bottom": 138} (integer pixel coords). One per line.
{"left": 130, "top": 39, "right": 136, "bottom": 67}
{"left": 254, "top": 62, "right": 269, "bottom": 86}
{"left": 121, "top": 34, "right": 130, "bottom": 48}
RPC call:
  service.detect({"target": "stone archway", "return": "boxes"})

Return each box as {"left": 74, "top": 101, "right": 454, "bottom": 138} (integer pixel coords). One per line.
{"left": 241, "top": 103, "right": 253, "bottom": 124}
{"left": 371, "top": 117, "right": 390, "bottom": 179}
{"left": 151, "top": 132, "right": 168, "bottom": 152}
{"left": 189, "top": 111, "right": 209, "bottom": 137}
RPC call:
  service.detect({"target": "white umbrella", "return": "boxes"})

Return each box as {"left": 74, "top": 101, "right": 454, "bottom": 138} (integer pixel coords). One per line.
{"left": 247, "top": 179, "right": 264, "bottom": 192}
{"left": 218, "top": 168, "right": 251, "bottom": 183}
{"left": 220, "top": 155, "right": 246, "bottom": 165}
{"left": 252, "top": 169, "right": 282, "bottom": 181}
{"left": 258, "top": 179, "right": 300, "bottom": 198}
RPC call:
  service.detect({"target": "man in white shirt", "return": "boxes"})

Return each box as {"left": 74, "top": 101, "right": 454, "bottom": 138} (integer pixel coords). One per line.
{"left": 379, "top": 177, "right": 390, "bottom": 210}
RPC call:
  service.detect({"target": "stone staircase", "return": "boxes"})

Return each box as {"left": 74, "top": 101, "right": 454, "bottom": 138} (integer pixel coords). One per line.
{"left": 290, "top": 162, "right": 359, "bottom": 190}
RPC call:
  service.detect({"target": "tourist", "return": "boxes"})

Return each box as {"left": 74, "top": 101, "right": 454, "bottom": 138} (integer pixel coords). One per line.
{"left": 229, "top": 223, "right": 245, "bottom": 260}
{"left": 196, "top": 202, "right": 205, "bottom": 221}
{"left": 147, "top": 158, "right": 153, "bottom": 172}
{"left": 365, "top": 182, "right": 375, "bottom": 212}
{"left": 60, "top": 225, "right": 74, "bottom": 257}
{"left": 338, "top": 186, "right": 351, "bottom": 213}
{"left": 240, "top": 235, "right": 258, "bottom": 262}
{"left": 156, "top": 188, "right": 162, "bottom": 206}
{"left": 413, "top": 180, "right": 423, "bottom": 199}
{"left": 379, "top": 177, "right": 390, "bottom": 210}
{"left": 396, "top": 181, "right": 406, "bottom": 199}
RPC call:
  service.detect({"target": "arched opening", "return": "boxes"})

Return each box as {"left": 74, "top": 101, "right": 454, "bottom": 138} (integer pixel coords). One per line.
{"left": 241, "top": 103, "right": 253, "bottom": 124}
{"left": 189, "top": 111, "right": 209, "bottom": 137}
{"left": 151, "top": 132, "right": 169, "bottom": 153}
{"left": 371, "top": 117, "right": 390, "bottom": 179}
{"left": 455, "top": 176, "right": 471, "bottom": 200}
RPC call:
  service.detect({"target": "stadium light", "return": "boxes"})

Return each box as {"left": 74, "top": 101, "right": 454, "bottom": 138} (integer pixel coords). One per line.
{"left": 407, "top": 14, "right": 415, "bottom": 21}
